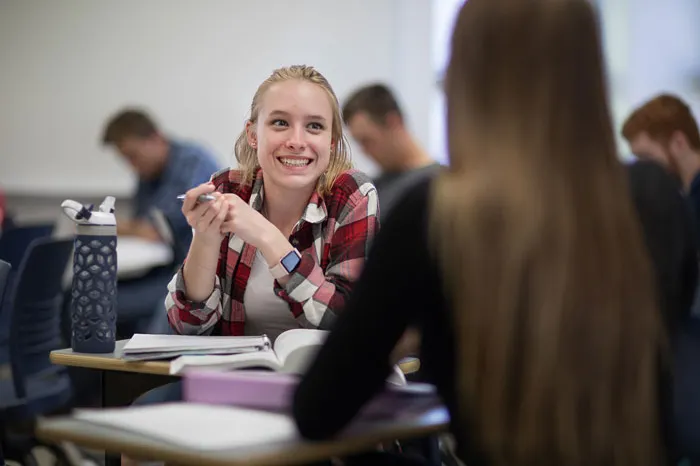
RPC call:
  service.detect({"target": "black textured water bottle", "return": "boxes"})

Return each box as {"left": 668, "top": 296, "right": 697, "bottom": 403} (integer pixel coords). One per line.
{"left": 61, "top": 196, "right": 117, "bottom": 353}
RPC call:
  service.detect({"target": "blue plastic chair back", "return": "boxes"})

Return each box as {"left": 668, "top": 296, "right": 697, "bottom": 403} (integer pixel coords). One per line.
{"left": 0, "top": 259, "right": 10, "bottom": 364}
{"left": 0, "top": 224, "right": 54, "bottom": 269}
{"left": 7, "top": 237, "right": 74, "bottom": 400}
{"left": 0, "top": 260, "right": 10, "bottom": 312}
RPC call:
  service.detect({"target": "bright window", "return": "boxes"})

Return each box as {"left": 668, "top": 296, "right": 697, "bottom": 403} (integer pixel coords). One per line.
{"left": 430, "top": 0, "right": 700, "bottom": 161}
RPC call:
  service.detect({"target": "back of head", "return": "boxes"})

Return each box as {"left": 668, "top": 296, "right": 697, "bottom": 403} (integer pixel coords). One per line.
{"left": 102, "top": 109, "right": 159, "bottom": 145}
{"left": 341, "top": 84, "right": 403, "bottom": 126}
{"left": 622, "top": 94, "right": 700, "bottom": 150}
{"left": 432, "top": 0, "right": 664, "bottom": 464}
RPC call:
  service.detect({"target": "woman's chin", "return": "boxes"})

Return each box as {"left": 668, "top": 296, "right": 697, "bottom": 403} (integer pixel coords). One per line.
{"left": 268, "top": 171, "right": 320, "bottom": 193}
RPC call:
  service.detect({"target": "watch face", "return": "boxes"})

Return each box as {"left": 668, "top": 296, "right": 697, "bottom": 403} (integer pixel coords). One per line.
{"left": 281, "top": 250, "right": 301, "bottom": 273}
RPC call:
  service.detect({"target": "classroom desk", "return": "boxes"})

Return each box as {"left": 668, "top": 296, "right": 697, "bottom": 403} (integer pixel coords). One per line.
{"left": 51, "top": 340, "right": 421, "bottom": 379}
{"left": 117, "top": 236, "right": 173, "bottom": 279}
{"left": 36, "top": 403, "right": 449, "bottom": 466}
{"left": 51, "top": 340, "right": 422, "bottom": 465}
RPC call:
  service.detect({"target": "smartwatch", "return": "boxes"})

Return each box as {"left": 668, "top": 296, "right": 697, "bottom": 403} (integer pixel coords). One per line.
{"left": 269, "top": 248, "right": 302, "bottom": 279}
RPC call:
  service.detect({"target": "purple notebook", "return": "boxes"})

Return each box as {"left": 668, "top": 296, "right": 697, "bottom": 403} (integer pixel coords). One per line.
{"left": 182, "top": 370, "right": 442, "bottom": 419}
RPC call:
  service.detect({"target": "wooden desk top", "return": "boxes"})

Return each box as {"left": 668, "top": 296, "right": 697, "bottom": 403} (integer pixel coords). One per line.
{"left": 50, "top": 340, "right": 171, "bottom": 376}
{"left": 51, "top": 341, "right": 421, "bottom": 376}
{"left": 36, "top": 405, "right": 449, "bottom": 466}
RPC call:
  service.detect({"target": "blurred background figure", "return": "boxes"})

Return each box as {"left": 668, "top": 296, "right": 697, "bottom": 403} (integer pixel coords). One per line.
{"left": 342, "top": 84, "right": 440, "bottom": 216}
{"left": 622, "top": 94, "right": 700, "bottom": 212}
{"left": 621, "top": 94, "right": 700, "bottom": 320}
{"left": 102, "top": 109, "right": 220, "bottom": 246}
{"left": 101, "top": 108, "right": 221, "bottom": 337}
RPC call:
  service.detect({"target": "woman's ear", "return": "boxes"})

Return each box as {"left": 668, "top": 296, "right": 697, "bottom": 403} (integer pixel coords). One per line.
{"left": 245, "top": 121, "right": 257, "bottom": 149}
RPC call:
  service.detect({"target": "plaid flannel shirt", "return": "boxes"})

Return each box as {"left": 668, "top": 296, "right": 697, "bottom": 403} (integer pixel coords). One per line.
{"left": 165, "top": 167, "right": 379, "bottom": 336}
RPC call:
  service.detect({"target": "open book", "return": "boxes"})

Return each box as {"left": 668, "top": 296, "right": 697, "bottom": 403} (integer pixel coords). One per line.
{"left": 121, "top": 333, "right": 270, "bottom": 361}
{"left": 169, "top": 329, "right": 327, "bottom": 375}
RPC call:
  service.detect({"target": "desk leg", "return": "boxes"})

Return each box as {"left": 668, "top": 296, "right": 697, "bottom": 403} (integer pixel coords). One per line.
{"left": 100, "top": 370, "right": 177, "bottom": 466}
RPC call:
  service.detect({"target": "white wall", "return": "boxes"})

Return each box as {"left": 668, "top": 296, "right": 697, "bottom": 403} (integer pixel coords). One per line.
{"left": 0, "top": 0, "right": 432, "bottom": 196}
{"left": 598, "top": 0, "right": 700, "bottom": 158}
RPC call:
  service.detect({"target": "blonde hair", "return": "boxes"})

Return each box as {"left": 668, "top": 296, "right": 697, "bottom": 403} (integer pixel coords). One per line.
{"left": 234, "top": 65, "right": 352, "bottom": 196}
{"left": 431, "top": 1, "right": 664, "bottom": 465}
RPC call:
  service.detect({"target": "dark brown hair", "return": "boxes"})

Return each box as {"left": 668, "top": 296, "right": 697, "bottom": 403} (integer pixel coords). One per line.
{"left": 431, "top": 1, "right": 664, "bottom": 465}
{"left": 102, "top": 109, "right": 159, "bottom": 145}
{"left": 622, "top": 93, "right": 700, "bottom": 150}
{"left": 341, "top": 83, "right": 403, "bottom": 125}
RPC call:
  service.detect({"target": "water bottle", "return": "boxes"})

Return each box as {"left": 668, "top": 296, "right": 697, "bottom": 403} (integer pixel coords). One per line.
{"left": 61, "top": 196, "right": 118, "bottom": 353}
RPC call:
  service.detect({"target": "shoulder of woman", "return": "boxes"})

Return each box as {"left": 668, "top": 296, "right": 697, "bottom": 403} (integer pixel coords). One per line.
{"left": 329, "top": 169, "right": 377, "bottom": 201}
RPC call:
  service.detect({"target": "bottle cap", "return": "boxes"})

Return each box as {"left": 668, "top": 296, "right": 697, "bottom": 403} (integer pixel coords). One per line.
{"left": 61, "top": 197, "right": 117, "bottom": 226}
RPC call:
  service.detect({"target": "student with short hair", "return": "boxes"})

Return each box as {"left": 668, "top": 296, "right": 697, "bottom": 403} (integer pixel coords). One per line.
{"left": 342, "top": 84, "right": 439, "bottom": 217}
{"left": 101, "top": 109, "right": 221, "bottom": 336}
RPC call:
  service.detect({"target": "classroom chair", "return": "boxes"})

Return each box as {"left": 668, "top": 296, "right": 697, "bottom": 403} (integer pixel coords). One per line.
{"left": 0, "top": 238, "right": 75, "bottom": 466}
{"left": 0, "top": 224, "right": 55, "bottom": 346}
{"left": 0, "top": 224, "right": 54, "bottom": 269}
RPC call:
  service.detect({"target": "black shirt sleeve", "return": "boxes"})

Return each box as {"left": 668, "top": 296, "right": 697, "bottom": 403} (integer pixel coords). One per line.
{"left": 292, "top": 180, "right": 435, "bottom": 440}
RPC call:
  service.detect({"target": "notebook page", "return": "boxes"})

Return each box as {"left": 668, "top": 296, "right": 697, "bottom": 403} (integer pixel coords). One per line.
{"left": 123, "top": 334, "right": 267, "bottom": 353}
{"left": 273, "top": 329, "right": 328, "bottom": 366}
{"left": 170, "top": 350, "right": 281, "bottom": 375}
{"left": 73, "top": 403, "right": 297, "bottom": 450}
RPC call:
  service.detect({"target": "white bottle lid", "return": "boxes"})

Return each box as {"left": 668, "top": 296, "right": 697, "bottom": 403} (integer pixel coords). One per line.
{"left": 61, "top": 196, "right": 117, "bottom": 226}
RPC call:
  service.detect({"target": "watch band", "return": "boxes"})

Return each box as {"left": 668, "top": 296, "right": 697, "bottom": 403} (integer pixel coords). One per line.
{"left": 269, "top": 248, "right": 302, "bottom": 279}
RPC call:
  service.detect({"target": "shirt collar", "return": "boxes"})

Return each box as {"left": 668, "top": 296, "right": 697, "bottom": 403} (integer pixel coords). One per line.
{"left": 248, "top": 169, "right": 328, "bottom": 225}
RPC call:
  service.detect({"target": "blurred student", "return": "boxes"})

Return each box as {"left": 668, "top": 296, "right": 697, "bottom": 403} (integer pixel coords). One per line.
{"left": 622, "top": 94, "right": 700, "bottom": 223}
{"left": 294, "top": 1, "right": 698, "bottom": 465}
{"left": 101, "top": 109, "right": 221, "bottom": 335}
{"left": 342, "top": 84, "right": 440, "bottom": 216}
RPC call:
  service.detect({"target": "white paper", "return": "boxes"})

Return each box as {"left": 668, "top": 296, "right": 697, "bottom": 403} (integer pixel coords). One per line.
{"left": 123, "top": 334, "right": 267, "bottom": 354}
{"left": 73, "top": 403, "right": 298, "bottom": 450}
{"left": 169, "top": 350, "right": 281, "bottom": 375}
{"left": 273, "top": 329, "right": 327, "bottom": 365}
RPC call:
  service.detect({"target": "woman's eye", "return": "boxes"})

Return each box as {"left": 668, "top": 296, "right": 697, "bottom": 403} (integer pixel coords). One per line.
{"left": 308, "top": 122, "right": 324, "bottom": 131}
{"left": 271, "top": 119, "right": 288, "bottom": 127}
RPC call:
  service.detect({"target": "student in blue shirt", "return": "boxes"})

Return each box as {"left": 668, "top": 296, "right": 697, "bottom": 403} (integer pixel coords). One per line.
{"left": 101, "top": 108, "right": 221, "bottom": 336}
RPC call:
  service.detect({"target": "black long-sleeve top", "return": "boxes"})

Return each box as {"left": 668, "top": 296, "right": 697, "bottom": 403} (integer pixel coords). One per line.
{"left": 293, "top": 160, "right": 698, "bottom": 465}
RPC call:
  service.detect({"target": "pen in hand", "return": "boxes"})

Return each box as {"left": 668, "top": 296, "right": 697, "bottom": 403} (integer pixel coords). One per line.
{"left": 177, "top": 193, "right": 217, "bottom": 203}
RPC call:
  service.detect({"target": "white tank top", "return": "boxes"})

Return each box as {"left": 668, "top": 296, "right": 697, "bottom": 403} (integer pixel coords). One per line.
{"left": 242, "top": 249, "right": 298, "bottom": 343}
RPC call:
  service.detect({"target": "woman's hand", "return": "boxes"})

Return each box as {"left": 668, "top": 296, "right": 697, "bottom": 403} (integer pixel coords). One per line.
{"left": 220, "top": 194, "right": 278, "bottom": 248}
{"left": 220, "top": 194, "right": 294, "bottom": 268}
{"left": 181, "top": 182, "right": 229, "bottom": 246}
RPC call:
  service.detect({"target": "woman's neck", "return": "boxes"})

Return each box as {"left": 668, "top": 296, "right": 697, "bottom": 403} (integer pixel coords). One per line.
{"left": 263, "top": 182, "right": 314, "bottom": 236}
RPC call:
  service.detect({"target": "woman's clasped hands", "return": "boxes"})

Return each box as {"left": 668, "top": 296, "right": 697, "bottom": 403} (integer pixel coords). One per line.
{"left": 181, "top": 181, "right": 277, "bottom": 250}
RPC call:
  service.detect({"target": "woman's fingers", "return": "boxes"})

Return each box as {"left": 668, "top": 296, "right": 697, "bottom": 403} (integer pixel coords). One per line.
{"left": 211, "top": 197, "right": 229, "bottom": 231}
{"left": 181, "top": 182, "right": 216, "bottom": 215}
{"left": 197, "top": 197, "right": 225, "bottom": 231}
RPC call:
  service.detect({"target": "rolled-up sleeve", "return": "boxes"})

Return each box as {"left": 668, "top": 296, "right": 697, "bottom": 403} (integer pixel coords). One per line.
{"left": 273, "top": 181, "right": 379, "bottom": 328}
{"left": 165, "top": 265, "right": 223, "bottom": 335}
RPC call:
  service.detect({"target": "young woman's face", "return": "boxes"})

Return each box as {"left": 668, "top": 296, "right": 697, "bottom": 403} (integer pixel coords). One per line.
{"left": 249, "top": 79, "right": 334, "bottom": 194}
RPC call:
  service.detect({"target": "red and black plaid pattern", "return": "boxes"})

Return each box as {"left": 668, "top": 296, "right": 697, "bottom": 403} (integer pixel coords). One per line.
{"left": 165, "top": 167, "right": 379, "bottom": 336}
